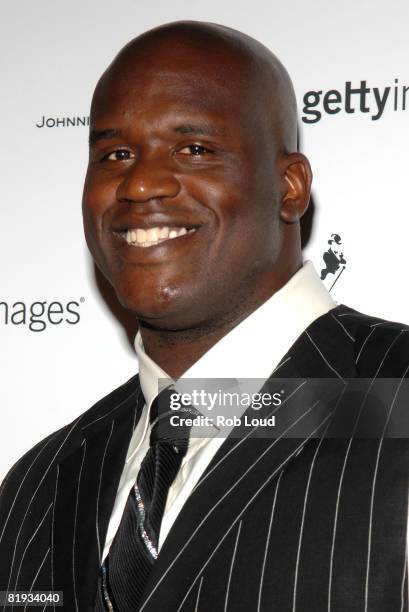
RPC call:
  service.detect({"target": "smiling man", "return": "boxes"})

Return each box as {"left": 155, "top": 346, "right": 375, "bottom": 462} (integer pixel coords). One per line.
{"left": 82, "top": 21, "right": 307, "bottom": 379}
{"left": 1, "top": 20, "right": 409, "bottom": 612}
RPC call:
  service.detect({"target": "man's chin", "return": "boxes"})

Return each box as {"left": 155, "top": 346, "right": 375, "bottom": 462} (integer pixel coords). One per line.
{"left": 115, "top": 293, "right": 211, "bottom": 332}
{"left": 114, "top": 288, "right": 184, "bottom": 325}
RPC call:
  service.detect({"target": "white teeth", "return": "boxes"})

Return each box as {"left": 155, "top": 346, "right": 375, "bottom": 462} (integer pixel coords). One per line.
{"left": 136, "top": 228, "right": 146, "bottom": 243}
{"left": 147, "top": 227, "right": 159, "bottom": 241}
{"left": 159, "top": 227, "right": 170, "bottom": 239}
{"left": 126, "top": 229, "right": 134, "bottom": 243}
{"left": 124, "top": 226, "right": 196, "bottom": 247}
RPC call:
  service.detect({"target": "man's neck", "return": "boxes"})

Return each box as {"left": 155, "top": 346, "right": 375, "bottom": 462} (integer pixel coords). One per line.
{"left": 137, "top": 248, "right": 303, "bottom": 379}
{"left": 138, "top": 272, "right": 299, "bottom": 378}
{"left": 138, "top": 314, "right": 246, "bottom": 380}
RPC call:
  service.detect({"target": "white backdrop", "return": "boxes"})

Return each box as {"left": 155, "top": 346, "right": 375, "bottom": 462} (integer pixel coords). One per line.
{"left": 1, "top": 0, "right": 408, "bottom": 480}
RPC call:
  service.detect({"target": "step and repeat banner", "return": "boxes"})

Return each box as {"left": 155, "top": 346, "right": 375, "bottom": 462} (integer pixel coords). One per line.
{"left": 1, "top": 0, "right": 408, "bottom": 479}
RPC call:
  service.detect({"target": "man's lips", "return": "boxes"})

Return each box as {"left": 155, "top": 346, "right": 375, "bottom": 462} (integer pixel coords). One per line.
{"left": 114, "top": 225, "right": 198, "bottom": 248}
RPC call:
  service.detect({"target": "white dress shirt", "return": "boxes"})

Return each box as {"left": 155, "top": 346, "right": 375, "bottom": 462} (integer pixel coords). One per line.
{"left": 102, "top": 261, "right": 336, "bottom": 561}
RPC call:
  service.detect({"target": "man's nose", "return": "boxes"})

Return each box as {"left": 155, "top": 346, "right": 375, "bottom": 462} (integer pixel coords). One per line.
{"left": 116, "top": 156, "right": 181, "bottom": 203}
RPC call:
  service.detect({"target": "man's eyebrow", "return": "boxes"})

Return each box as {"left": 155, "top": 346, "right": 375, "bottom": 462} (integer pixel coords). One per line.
{"left": 89, "top": 128, "right": 121, "bottom": 146}
{"left": 173, "top": 123, "right": 224, "bottom": 137}
{"left": 89, "top": 124, "right": 224, "bottom": 146}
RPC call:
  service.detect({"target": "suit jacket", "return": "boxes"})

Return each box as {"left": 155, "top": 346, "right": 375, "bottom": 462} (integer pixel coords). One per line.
{"left": 1, "top": 304, "right": 409, "bottom": 612}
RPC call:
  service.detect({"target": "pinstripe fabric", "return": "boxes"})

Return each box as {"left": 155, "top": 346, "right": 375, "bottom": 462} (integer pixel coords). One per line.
{"left": 1, "top": 304, "right": 409, "bottom": 611}
{"left": 98, "top": 389, "right": 192, "bottom": 610}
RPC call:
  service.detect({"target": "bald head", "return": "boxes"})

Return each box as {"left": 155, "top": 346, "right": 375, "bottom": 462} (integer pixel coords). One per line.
{"left": 93, "top": 20, "right": 298, "bottom": 154}
{"left": 84, "top": 20, "right": 312, "bottom": 344}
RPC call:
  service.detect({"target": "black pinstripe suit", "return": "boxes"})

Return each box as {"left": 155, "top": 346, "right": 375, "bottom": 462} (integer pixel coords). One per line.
{"left": 1, "top": 304, "right": 409, "bottom": 611}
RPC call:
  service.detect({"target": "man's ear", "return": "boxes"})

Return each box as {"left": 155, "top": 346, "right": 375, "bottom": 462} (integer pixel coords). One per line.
{"left": 277, "top": 152, "right": 312, "bottom": 223}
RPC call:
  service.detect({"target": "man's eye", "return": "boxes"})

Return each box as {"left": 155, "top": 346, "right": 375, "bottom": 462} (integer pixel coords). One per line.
{"left": 178, "top": 145, "right": 213, "bottom": 156}
{"left": 103, "top": 149, "right": 134, "bottom": 161}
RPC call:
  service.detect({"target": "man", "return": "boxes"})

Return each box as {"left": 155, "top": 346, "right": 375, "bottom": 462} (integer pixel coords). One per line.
{"left": 1, "top": 20, "right": 409, "bottom": 612}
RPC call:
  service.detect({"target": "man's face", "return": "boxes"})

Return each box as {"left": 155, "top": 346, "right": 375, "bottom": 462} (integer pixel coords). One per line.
{"left": 82, "top": 45, "right": 282, "bottom": 330}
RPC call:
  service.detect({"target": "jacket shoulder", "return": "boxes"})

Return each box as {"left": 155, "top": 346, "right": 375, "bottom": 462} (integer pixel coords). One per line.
{"left": 332, "top": 305, "right": 409, "bottom": 376}
{"left": 0, "top": 373, "right": 140, "bottom": 508}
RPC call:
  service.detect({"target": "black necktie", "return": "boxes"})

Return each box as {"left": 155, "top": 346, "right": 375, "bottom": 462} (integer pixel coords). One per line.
{"left": 95, "top": 388, "right": 194, "bottom": 611}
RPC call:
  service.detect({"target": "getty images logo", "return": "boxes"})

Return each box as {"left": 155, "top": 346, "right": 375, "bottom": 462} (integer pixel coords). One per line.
{"left": 0, "top": 299, "right": 84, "bottom": 332}
{"left": 302, "top": 78, "right": 408, "bottom": 123}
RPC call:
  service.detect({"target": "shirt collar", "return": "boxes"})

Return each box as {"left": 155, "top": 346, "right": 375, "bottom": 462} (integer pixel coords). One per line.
{"left": 134, "top": 333, "right": 171, "bottom": 412}
{"left": 134, "top": 260, "right": 335, "bottom": 406}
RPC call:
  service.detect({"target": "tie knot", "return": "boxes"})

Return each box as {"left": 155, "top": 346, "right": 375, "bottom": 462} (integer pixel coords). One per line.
{"left": 149, "top": 388, "right": 198, "bottom": 448}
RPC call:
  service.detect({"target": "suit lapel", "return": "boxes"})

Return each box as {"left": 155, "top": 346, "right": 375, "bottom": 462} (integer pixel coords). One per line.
{"left": 53, "top": 378, "right": 144, "bottom": 610}
{"left": 137, "top": 305, "right": 357, "bottom": 611}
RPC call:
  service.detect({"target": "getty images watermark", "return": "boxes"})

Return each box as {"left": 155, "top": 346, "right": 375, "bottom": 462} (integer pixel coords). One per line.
{"left": 157, "top": 377, "right": 409, "bottom": 439}
{"left": 156, "top": 378, "right": 287, "bottom": 437}
{"left": 168, "top": 385, "right": 282, "bottom": 429}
